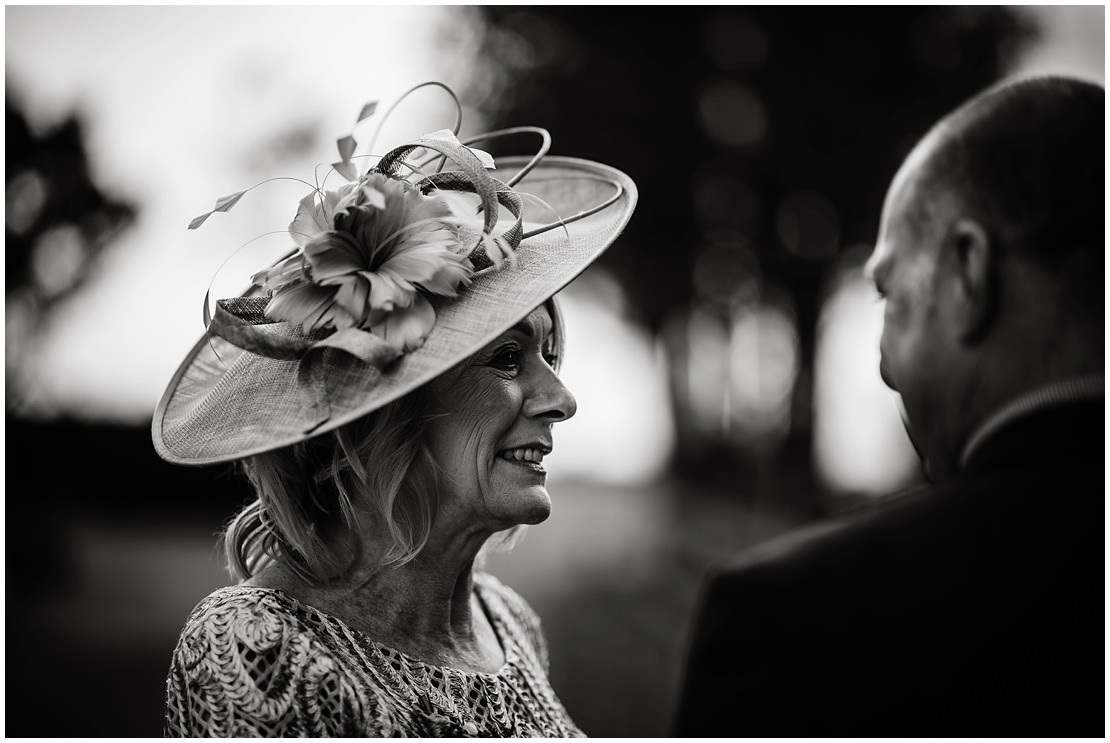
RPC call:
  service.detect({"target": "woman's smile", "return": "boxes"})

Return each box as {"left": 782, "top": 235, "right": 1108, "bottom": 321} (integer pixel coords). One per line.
{"left": 495, "top": 446, "right": 549, "bottom": 475}
{"left": 425, "top": 304, "right": 574, "bottom": 525}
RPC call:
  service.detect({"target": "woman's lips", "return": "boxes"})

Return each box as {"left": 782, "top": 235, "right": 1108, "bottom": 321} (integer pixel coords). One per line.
{"left": 497, "top": 447, "right": 546, "bottom": 463}
{"left": 497, "top": 446, "right": 549, "bottom": 474}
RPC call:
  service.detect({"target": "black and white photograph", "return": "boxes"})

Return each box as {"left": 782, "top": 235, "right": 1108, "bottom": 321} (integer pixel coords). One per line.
{"left": 5, "top": 4, "right": 1105, "bottom": 738}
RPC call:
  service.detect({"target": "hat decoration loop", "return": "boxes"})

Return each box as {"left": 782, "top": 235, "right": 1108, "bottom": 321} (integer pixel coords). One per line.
{"left": 374, "top": 130, "right": 527, "bottom": 271}
{"left": 185, "top": 82, "right": 625, "bottom": 432}
{"left": 189, "top": 83, "right": 542, "bottom": 364}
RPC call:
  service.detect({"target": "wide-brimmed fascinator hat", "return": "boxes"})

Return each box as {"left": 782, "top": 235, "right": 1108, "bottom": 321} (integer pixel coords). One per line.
{"left": 153, "top": 82, "right": 637, "bottom": 466}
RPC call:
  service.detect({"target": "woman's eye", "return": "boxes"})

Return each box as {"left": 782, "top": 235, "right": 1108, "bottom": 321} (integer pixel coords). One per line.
{"left": 491, "top": 348, "right": 521, "bottom": 371}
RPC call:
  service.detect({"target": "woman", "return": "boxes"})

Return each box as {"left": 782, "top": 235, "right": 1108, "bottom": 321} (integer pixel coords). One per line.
{"left": 154, "top": 84, "right": 636, "bottom": 737}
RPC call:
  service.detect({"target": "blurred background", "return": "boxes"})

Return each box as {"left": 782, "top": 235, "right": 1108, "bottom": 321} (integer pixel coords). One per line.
{"left": 5, "top": 5, "right": 1104, "bottom": 737}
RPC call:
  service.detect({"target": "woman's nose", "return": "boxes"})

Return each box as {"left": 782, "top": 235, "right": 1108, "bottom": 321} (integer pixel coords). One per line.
{"left": 525, "top": 364, "right": 577, "bottom": 422}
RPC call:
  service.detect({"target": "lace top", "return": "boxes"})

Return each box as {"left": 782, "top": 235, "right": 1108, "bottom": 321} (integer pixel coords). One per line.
{"left": 163, "top": 572, "right": 583, "bottom": 737}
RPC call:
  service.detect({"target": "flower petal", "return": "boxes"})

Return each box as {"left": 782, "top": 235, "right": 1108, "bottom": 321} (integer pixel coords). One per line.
{"left": 289, "top": 193, "right": 332, "bottom": 246}
{"left": 417, "top": 254, "right": 472, "bottom": 297}
{"left": 265, "top": 281, "right": 336, "bottom": 329}
{"left": 480, "top": 233, "right": 516, "bottom": 268}
{"left": 304, "top": 232, "right": 367, "bottom": 281}
{"left": 368, "top": 271, "right": 416, "bottom": 312}
{"left": 372, "top": 293, "right": 436, "bottom": 352}
{"left": 331, "top": 183, "right": 362, "bottom": 217}
{"left": 362, "top": 186, "right": 386, "bottom": 210}
{"left": 379, "top": 238, "right": 468, "bottom": 288}
{"left": 315, "top": 299, "right": 358, "bottom": 331}
{"left": 333, "top": 274, "right": 372, "bottom": 325}
{"left": 252, "top": 253, "right": 307, "bottom": 292}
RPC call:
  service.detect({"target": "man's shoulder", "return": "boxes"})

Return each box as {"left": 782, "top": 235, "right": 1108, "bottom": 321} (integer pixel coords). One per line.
{"left": 712, "top": 485, "right": 933, "bottom": 582}
{"left": 705, "top": 457, "right": 1101, "bottom": 600}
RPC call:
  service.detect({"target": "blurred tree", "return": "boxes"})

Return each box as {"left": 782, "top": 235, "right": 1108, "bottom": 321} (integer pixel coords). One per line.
{"left": 6, "top": 95, "right": 136, "bottom": 413}
{"left": 475, "top": 6, "right": 1035, "bottom": 515}
{"left": 3, "top": 98, "right": 248, "bottom": 736}
{"left": 5, "top": 96, "right": 139, "bottom": 594}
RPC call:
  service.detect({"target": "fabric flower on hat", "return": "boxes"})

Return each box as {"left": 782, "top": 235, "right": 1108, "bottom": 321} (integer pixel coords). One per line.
{"left": 253, "top": 174, "right": 472, "bottom": 353}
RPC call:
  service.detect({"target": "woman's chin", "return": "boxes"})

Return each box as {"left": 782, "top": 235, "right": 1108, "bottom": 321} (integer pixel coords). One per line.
{"left": 488, "top": 465, "right": 553, "bottom": 525}
{"left": 495, "top": 487, "right": 552, "bottom": 526}
{"left": 519, "top": 501, "right": 552, "bottom": 525}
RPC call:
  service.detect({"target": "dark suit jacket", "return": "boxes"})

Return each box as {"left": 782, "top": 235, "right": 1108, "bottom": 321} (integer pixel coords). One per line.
{"left": 673, "top": 399, "right": 1105, "bottom": 736}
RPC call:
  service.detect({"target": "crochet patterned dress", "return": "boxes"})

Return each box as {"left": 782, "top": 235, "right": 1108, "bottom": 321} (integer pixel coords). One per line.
{"left": 163, "top": 572, "right": 583, "bottom": 737}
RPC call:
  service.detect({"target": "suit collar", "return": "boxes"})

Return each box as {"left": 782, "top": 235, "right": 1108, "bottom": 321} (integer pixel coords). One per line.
{"left": 959, "top": 374, "right": 1104, "bottom": 475}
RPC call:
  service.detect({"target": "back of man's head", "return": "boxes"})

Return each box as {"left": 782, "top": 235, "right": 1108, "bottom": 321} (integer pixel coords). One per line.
{"left": 919, "top": 76, "right": 1104, "bottom": 329}
{"left": 871, "top": 77, "right": 1104, "bottom": 482}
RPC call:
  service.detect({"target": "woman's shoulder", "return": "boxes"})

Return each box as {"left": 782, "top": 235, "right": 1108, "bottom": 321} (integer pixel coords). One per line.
{"left": 174, "top": 585, "right": 312, "bottom": 649}
{"left": 165, "top": 585, "right": 372, "bottom": 736}
{"left": 170, "top": 584, "right": 358, "bottom": 685}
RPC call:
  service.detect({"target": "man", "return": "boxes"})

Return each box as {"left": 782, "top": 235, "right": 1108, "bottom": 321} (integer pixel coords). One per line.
{"left": 673, "top": 76, "right": 1104, "bottom": 736}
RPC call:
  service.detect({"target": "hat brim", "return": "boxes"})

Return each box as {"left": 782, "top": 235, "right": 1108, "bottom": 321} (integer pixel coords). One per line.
{"left": 153, "top": 156, "right": 637, "bottom": 466}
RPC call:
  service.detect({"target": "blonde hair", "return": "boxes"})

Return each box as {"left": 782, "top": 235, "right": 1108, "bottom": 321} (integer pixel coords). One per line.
{"left": 221, "top": 298, "right": 567, "bottom": 585}
{"left": 223, "top": 387, "right": 439, "bottom": 583}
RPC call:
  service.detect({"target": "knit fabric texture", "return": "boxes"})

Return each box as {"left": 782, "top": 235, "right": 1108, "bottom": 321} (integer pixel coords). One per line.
{"left": 164, "top": 572, "right": 583, "bottom": 737}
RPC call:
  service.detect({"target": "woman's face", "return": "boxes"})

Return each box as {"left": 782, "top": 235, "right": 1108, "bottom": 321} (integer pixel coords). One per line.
{"left": 426, "top": 304, "right": 576, "bottom": 530}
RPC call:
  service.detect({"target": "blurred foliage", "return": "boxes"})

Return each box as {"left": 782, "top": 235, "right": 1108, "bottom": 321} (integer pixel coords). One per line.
{"left": 5, "top": 97, "right": 136, "bottom": 301}
{"left": 6, "top": 96, "right": 137, "bottom": 412}
{"left": 475, "top": 6, "right": 1036, "bottom": 510}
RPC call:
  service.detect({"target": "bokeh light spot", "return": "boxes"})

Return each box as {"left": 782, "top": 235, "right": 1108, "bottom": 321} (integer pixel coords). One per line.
{"left": 727, "top": 293, "right": 799, "bottom": 446}
{"left": 698, "top": 81, "right": 767, "bottom": 147}
{"left": 7, "top": 169, "right": 50, "bottom": 235}
{"left": 692, "top": 239, "right": 758, "bottom": 305}
{"left": 32, "top": 224, "right": 88, "bottom": 298}
{"left": 547, "top": 270, "right": 675, "bottom": 486}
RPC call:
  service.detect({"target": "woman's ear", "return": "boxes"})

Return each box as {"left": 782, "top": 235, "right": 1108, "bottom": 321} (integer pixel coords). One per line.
{"left": 948, "top": 218, "right": 994, "bottom": 343}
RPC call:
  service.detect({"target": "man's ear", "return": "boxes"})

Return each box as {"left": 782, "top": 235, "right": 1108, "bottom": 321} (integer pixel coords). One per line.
{"left": 947, "top": 218, "right": 994, "bottom": 342}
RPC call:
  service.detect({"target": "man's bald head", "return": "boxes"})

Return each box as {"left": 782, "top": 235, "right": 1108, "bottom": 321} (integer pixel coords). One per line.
{"left": 868, "top": 76, "right": 1104, "bottom": 483}
{"left": 907, "top": 77, "right": 1104, "bottom": 322}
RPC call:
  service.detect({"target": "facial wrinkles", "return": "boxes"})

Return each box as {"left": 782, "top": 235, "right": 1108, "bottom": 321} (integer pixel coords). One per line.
{"left": 426, "top": 306, "right": 560, "bottom": 532}
{"left": 439, "top": 368, "right": 519, "bottom": 517}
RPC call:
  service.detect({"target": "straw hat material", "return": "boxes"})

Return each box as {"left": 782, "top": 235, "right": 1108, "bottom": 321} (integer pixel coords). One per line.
{"left": 153, "top": 156, "right": 637, "bottom": 466}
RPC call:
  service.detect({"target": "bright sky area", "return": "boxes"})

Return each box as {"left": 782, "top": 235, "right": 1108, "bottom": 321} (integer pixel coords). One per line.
{"left": 5, "top": 5, "right": 1103, "bottom": 489}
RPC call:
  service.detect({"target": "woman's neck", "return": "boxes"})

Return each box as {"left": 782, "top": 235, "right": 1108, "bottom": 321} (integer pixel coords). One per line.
{"left": 247, "top": 521, "right": 504, "bottom": 672}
